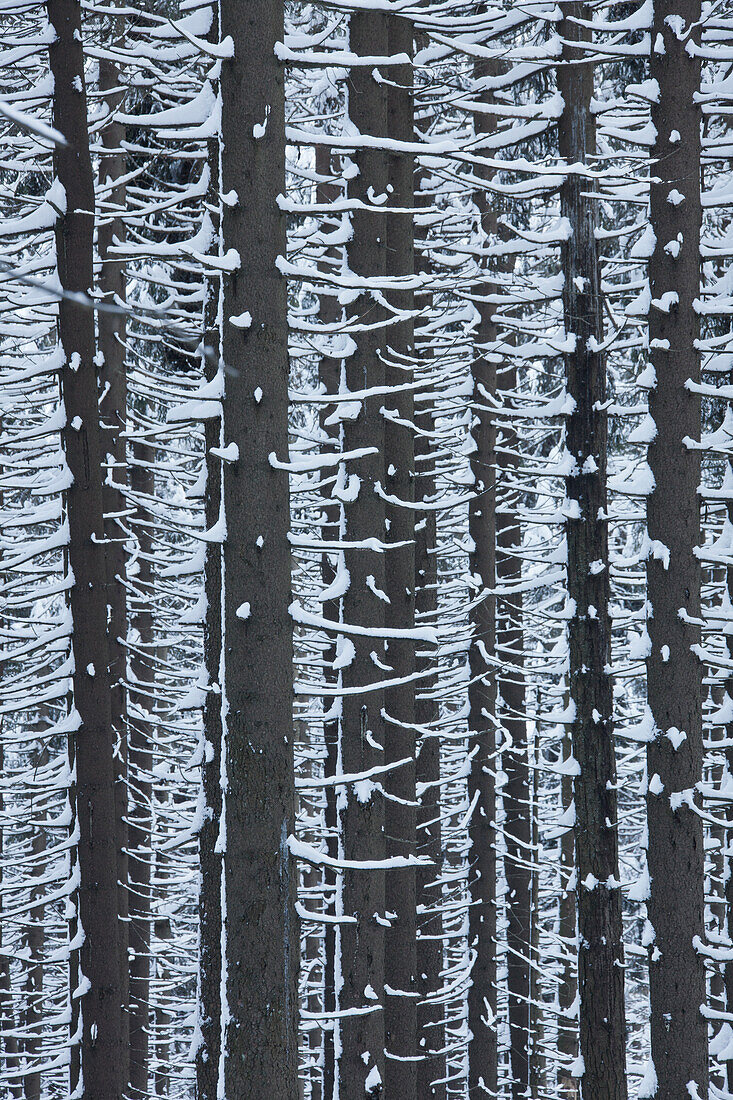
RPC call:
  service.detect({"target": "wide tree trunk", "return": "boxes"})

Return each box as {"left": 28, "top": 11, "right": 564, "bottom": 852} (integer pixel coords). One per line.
{"left": 47, "top": 2, "right": 123, "bottom": 1097}
{"left": 557, "top": 9, "right": 627, "bottom": 1099}
{"left": 199, "top": 1, "right": 299, "bottom": 1096}
{"left": 645, "top": 3, "right": 707, "bottom": 1098}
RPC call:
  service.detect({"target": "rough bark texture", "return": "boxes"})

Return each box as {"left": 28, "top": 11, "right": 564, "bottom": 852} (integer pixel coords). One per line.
{"left": 414, "top": 189, "right": 446, "bottom": 1100}
{"left": 97, "top": 16, "right": 129, "bottom": 1083}
{"left": 467, "top": 61, "right": 498, "bottom": 1099}
{"left": 127, "top": 441, "right": 154, "bottom": 1100}
{"left": 646, "top": 4, "right": 707, "bottom": 1098}
{"left": 557, "top": 10, "right": 627, "bottom": 1100}
{"left": 47, "top": 2, "right": 123, "bottom": 1097}
{"left": 498, "top": 440, "right": 531, "bottom": 1100}
{"left": 207, "top": 1, "right": 299, "bottom": 1095}
{"left": 383, "top": 15, "right": 418, "bottom": 1098}
{"left": 337, "top": 11, "right": 388, "bottom": 1094}
{"left": 557, "top": 719, "right": 578, "bottom": 1099}
{"left": 315, "top": 143, "right": 342, "bottom": 1100}
{"left": 196, "top": 22, "right": 223, "bottom": 1093}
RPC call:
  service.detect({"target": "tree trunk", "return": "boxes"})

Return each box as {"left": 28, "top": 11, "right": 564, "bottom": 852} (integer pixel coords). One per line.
{"left": 557, "top": 10, "right": 627, "bottom": 1100}
{"left": 383, "top": 15, "right": 418, "bottom": 1098}
{"left": 127, "top": 439, "right": 154, "bottom": 1100}
{"left": 315, "top": 142, "right": 342, "bottom": 1100}
{"left": 206, "top": 1, "right": 299, "bottom": 1095}
{"left": 467, "top": 58, "right": 499, "bottom": 1100}
{"left": 47, "top": 3, "right": 123, "bottom": 1096}
{"left": 97, "top": 9, "right": 129, "bottom": 1083}
{"left": 646, "top": 3, "right": 707, "bottom": 1097}
{"left": 337, "top": 10, "right": 389, "bottom": 1094}
{"left": 196, "top": 14, "right": 223, "bottom": 1091}
{"left": 414, "top": 214, "right": 445, "bottom": 1100}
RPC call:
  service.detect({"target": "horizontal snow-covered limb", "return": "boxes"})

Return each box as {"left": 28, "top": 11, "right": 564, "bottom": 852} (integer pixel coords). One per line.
{"left": 0, "top": 97, "right": 67, "bottom": 146}
{"left": 296, "top": 757, "right": 413, "bottom": 791}
{"left": 289, "top": 601, "right": 438, "bottom": 644}
{"left": 269, "top": 446, "right": 377, "bottom": 472}
{"left": 288, "top": 835, "right": 432, "bottom": 871}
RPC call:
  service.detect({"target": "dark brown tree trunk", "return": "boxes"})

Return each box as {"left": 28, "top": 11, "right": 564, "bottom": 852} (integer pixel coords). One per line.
{"left": 383, "top": 15, "right": 418, "bottom": 1098}
{"left": 497, "top": 344, "right": 531, "bottom": 1100}
{"left": 47, "top": 3, "right": 123, "bottom": 1096}
{"left": 413, "top": 250, "right": 445, "bottom": 1097}
{"left": 196, "top": 15, "right": 223, "bottom": 1091}
{"left": 557, "top": 718, "right": 579, "bottom": 1100}
{"left": 557, "top": 10, "right": 627, "bottom": 1099}
{"left": 22, "top": 817, "right": 45, "bottom": 1100}
{"left": 337, "top": 10, "right": 389, "bottom": 1094}
{"left": 646, "top": 3, "right": 707, "bottom": 1097}
{"left": 127, "top": 441, "right": 154, "bottom": 1100}
{"left": 203, "top": 1, "right": 299, "bottom": 1095}
{"left": 97, "top": 11, "right": 129, "bottom": 1083}
{"left": 315, "top": 142, "right": 342, "bottom": 1100}
{"left": 467, "top": 61, "right": 498, "bottom": 1100}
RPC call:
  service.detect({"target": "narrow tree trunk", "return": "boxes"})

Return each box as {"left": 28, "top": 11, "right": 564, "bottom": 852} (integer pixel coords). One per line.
{"left": 646, "top": 4, "right": 707, "bottom": 1097}
{"left": 414, "top": 446, "right": 445, "bottom": 1100}
{"left": 314, "top": 143, "right": 342, "bottom": 1100}
{"left": 498, "top": 372, "right": 531, "bottom": 1100}
{"left": 383, "top": 15, "right": 418, "bottom": 1098}
{"left": 467, "top": 60, "right": 499, "bottom": 1099}
{"left": 205, "top": 1, "right": 299, "bottom": 1095}
{"left": 47, "top": 3, "right": 122, "bottom": 1096}
{"left": 413, "top": 168, "right": 445, "bottom": 1100}
{"left": 557, "top": 10, "right": 627, "bottom": 1099}
{"left": 557, "top": 718, "right": 578, "bottom": 1100}
{"left": 337, "top": 10, "right": 389, "bottom": 1094}
{"left": 127, "top": 441, "right": 154, "bottom": 1100}
{"left": 22, "top": 812, "right": 45, "bottom": 1100}
{"left": 97, "top": 11, "right": 129, "bottom": 1083}
{"left": 196, "top": 17, "right": 223, "bottom": 1091}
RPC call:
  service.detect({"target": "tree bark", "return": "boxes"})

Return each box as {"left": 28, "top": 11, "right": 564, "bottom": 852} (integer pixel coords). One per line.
{"left": 202, "top": 1, "right": 299, "bottom": 1096}
{"left": 97, "top": 10, "right": 129, "bottom": 1083}
{"left": 414, "top": 195, "right": 445, "bottom": 1100}
{"left": 646, "top": 3, "right": 707, "bottom": 1097}
{"left": 467, "top": 58, "right": 499, "bottom": 1100}
{"left": 127, "top": 439, "right": 154, "bottom": 1100}
{"left": 557, "top": 9, "right": 627, "bottom": 1099}
{"left": 315, "top": 142, "right": 342, "bottom": 1100}
{"left": 383, "top": 15, "right": 418, "bottom": 1098}
{"left": 337, "top": 10, "right": 389, "bottom": 1094}
{"left": 47, "top": 3, "right": 123, "bottom": 1096}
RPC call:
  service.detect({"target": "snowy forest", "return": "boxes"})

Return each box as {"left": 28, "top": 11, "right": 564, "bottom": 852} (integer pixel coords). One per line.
{"left": 1, "top": 0, "right": 732, "bottom": 1098}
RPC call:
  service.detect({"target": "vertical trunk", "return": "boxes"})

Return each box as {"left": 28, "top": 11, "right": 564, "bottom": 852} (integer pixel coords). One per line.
{"left": 22, "top": 817, "right": 45, "bottom": 1100}
{"left": 97, "top": 9, "right": 129, "bottom": 1082}
{"left": 646, "top": 4, "right": 706, "bottom": 1096}
{"left": 209, "top": 1, "right": 298, "bottom": 1095}
{"left": 557, "top": 724, "right": 579, "bottom": 1100}
{"left": 315, "top": 143, "right": 342, "bottom": 1100}
{"left": 0, "top": 741, "right": 22, "bottom": 1099}
{"left": 47, "top": 3, "right": 122, "bottom": 1097}
{"left": 413, "top": 171, "right": 445, "bottom": 1100}
{"left": 467, "top": 62, "right": 498, "bottom": 1100}
{"left": 127, "top": 441, "right": 154, "bottom": 1100}
{"left": 498, "top": 377, "right": 531, "bottom": 1100}
{"left": 337, "top": 10, "right": 389, "bottom": 1094}
{"left": 558, "top": 9, "right": 627, "bottom": 1099}
{"left": 197, "top": 17, "right": 223, "bottom": 1091}
{"left": 414, "top": 458, "right": 445, "bottom": 1100}
{"left": 383, "top": 15, "right": 418, "bottom": 1098}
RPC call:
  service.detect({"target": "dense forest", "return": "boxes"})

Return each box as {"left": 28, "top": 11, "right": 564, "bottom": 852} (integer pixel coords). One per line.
{"left": 0, "top": 0, "right": 731, "bottom": 1098}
